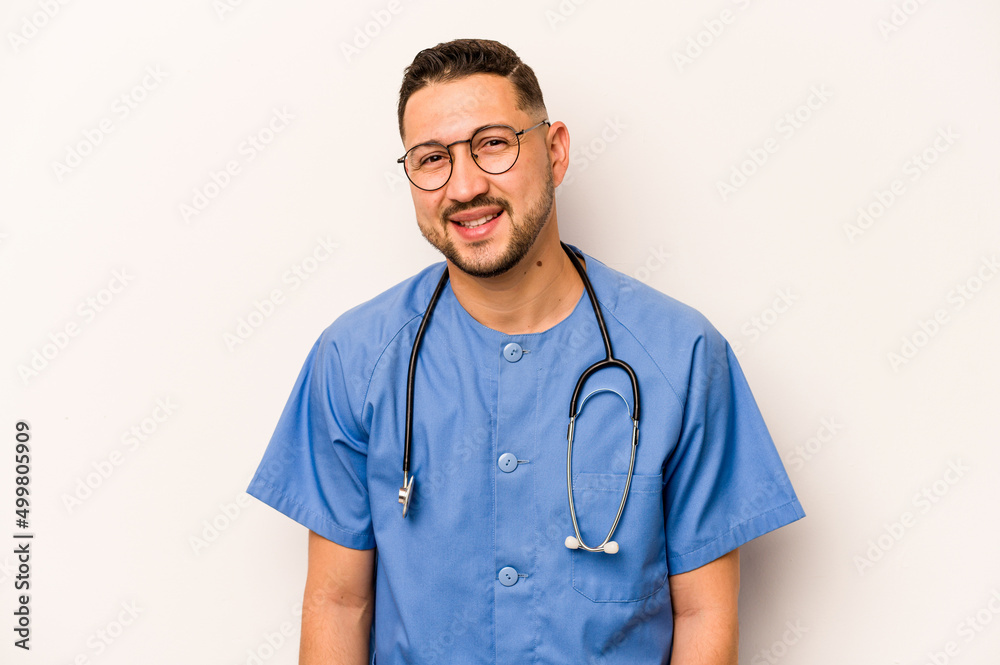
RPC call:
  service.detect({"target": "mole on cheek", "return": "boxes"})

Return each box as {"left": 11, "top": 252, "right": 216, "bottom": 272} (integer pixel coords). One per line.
{"left": 536, "top": 261, "right": 542, "bottom": 267}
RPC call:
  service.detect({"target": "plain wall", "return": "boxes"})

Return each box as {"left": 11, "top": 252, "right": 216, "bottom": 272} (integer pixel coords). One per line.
{"left": 2, "top": 0, "right": 998, "bottom": 663}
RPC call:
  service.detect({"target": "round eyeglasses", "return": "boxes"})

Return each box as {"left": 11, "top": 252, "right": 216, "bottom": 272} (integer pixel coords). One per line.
{"left": 397, "top": 120, "right": 550, "bottom": 191}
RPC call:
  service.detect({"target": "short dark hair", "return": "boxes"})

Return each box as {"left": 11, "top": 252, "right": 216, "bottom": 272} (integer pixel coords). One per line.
{"left": 397, "top": 38, "right": 546, "bottom": 139}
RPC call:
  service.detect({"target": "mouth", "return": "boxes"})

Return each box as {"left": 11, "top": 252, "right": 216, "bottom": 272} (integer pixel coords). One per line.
{"left": 452, "top": 211, "right": 503, "bottom": 229}
{"left": 446, "top": 206, "right": 506, "bottom": 242}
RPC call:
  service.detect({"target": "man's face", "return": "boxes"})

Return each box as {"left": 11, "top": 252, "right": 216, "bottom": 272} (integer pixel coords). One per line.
{"left": 401, "top": 74, "right": 555, "bottom": 278}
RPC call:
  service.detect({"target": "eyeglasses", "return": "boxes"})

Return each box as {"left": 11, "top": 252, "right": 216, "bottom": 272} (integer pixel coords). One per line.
{"left": 397, "top": 120, "right": 550, "bottom": 191}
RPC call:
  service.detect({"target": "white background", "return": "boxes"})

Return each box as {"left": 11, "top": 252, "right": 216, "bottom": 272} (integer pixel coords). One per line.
{"left": 2, "top": 0, "right": 999, "bottom": 663}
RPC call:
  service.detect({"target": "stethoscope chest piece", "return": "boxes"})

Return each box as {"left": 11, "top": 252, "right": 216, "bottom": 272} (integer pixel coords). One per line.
{"left": 398, "top": 473, "right": 415, "bottom": 517}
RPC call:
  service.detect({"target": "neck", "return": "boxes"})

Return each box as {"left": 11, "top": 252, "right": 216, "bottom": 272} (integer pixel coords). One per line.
{"left": 447, "top": 227, "right": 584, "bottom": 335}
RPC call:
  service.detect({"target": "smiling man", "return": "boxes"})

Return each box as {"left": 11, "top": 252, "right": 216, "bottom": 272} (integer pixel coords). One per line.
{"left": 247, "top": 38, "right": 804, "bottom": 664}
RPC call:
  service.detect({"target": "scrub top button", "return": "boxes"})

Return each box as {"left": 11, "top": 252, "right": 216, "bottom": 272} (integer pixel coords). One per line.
{"left": 498, "top": 566, "right": 518, "bottom": 587}
{"left": 503, "top": 342, "right": 523, "bottom": 362}
{"left": 498, "top": 453, "right": 518, "bottom": 473}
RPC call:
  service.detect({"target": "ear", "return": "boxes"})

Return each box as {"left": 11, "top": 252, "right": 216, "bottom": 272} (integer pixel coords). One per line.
{"left": 546, "top": 121, "right": 571, "bottom": 187}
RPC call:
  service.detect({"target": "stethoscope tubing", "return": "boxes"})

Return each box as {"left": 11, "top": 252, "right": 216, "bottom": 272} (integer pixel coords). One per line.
{"left": 562, "top": 245, "right": 641, "bottom": 422}
{"left": 400, "top": 244, "right": 641, "bottom": 556}
{"left": 402, "top": 267, "right": 450, "bottom": 501}
{"left": 562, "top": 244, "right": 641, "bottom": 553}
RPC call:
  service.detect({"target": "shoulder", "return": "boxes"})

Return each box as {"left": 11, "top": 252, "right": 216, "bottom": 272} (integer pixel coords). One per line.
{"left": 309, "top": 262, "right": 447, "bottom": 386}
{"left": 586, "top": 252, "right": 725, "bottom": 354}
{"left": 582, "top": 250, "right": 733, "bottom": 407}
{"left": 324, "top": 262, "right": 445, "bottom": 346}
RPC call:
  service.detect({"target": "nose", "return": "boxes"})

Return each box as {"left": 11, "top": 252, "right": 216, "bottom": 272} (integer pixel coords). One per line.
{"left": 444, "top": 141, "right": 490, "bottom": 202}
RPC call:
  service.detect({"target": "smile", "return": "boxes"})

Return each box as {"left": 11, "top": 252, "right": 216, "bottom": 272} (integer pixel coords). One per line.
{"left": 454, "top": 211, "right": 502, "bottom": 229}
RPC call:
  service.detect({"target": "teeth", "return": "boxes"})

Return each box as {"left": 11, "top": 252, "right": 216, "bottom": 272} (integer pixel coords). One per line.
{"left": 457, "top": 212, "right": 500, "bottom": 228}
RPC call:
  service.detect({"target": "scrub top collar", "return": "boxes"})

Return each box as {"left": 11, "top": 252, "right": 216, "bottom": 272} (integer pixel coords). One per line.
{"left": 428, "top": 244, "right": 620, "bottom": 354}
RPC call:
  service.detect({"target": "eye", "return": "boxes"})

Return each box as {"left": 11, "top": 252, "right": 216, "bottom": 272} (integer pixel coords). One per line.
{"left": 408, "top": 145, "right": 449, "bottom": 170}
{"left": 475, "top": 135, "right": 513, "bottom": 153}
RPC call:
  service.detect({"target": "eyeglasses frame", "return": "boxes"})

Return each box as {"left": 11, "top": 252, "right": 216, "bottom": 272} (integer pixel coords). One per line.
{"left": 396, "top": 119, "right": 551, "bottom": 191}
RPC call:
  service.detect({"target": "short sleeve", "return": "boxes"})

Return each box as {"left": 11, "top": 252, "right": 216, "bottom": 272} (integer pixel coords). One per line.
{"left": 663, "top": 329, "right": 804, "bottom": 574}
{"left": 246, "top": 330, "right": 375, "bottom": 549}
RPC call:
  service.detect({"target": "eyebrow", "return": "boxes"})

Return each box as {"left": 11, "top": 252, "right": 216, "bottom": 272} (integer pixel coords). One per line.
{"left": 410, "top": 122, "right": 509, "bottom": 149}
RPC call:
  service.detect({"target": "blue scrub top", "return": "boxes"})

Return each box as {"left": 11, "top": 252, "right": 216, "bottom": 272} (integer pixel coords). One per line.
{"left": 247, "top": 248, "right": 804, "bottom": 664}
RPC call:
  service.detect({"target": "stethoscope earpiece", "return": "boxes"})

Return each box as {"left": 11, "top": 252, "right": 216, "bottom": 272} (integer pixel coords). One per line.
{"left": 565, "top": 536, "right": 619, "bottom": 554}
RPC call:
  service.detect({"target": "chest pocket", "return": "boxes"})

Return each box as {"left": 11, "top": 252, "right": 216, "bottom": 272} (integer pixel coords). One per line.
{"left": 570, "top": 472, "right": 668, "bottom": 602}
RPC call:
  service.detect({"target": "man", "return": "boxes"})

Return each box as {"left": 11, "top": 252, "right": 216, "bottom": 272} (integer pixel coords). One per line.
{"left": 248, "top": 38, "right": 804, "bottom": 664}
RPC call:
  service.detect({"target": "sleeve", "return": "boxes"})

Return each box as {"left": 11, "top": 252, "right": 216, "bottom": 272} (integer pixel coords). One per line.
{"left": 246, "top": 329, "right": 375, "bottom": 549}
{"left": 663, "top": 327, "right": 804, "bottom": 574}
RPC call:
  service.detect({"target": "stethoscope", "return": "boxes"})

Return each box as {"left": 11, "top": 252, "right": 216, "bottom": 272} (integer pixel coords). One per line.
{"left": 398, "top": 243, "right": 641, "bottom": 555}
